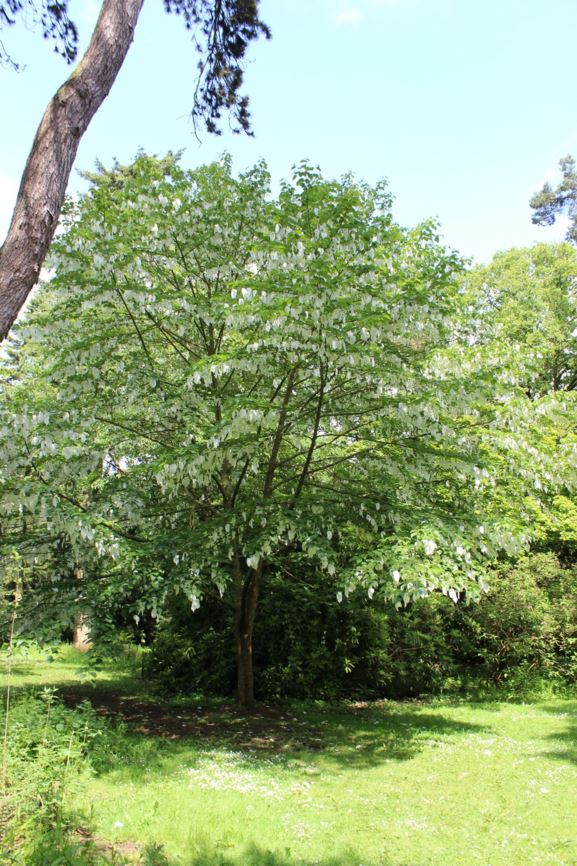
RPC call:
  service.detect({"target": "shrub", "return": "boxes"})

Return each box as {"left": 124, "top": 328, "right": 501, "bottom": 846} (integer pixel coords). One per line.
{"left": 254, "top": 569, "right": 393, "bottom": 701}
{"left": 146, "top": 552, "right": 577, "bottom": 701}
{"left": 462, "top": 553, "right": 577, "bottom": 685}
{"left": 0, "top": 688, "right": 119, "bottom": 860}
{"left": 383, "top": 594, "right": 462, "bottom": 698}
{"left": 144, "top": 588, "right": 236, "bottom": 696}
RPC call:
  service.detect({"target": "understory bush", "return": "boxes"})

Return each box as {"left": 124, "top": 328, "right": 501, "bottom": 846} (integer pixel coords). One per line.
{"left": 146, "top": 552, "right": 577, "bottom": 700}
{"left": 16, "top": 820, "right": 127, "bottom": 866}
{"left": 462, "top": 553, "right": 577, "bottom": 686}
{"left": 144, "top": 588, "right": 237, "bottom": 697}
{"left": 0, "top": 688, "right": 126, "bottom": 862}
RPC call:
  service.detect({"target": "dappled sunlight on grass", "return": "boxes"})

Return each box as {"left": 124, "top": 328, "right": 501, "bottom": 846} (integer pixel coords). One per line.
{"left": 81, "top": 697, "right": 577, "bottom": 866}
{"left": 4, "top": 650, "right": 577, "bottom": 865}
{"left": 0, "top": 642, "right": 143, "bottom": 690}
{"left": 298, "top": 701, "right": 488, "bottom": 769}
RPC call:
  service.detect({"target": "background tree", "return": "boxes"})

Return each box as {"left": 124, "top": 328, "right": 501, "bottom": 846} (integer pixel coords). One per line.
{"left": 530, "top": 155, "right": 577, "bottom": 245}
{"left": 462, "top": 243, "right": 577, "bottom": 395}
{"left": 462, "top": 243, "right": 577, "bottom": 565}
{"left": 0, "top": 0, "right": 270, "bottom": 340}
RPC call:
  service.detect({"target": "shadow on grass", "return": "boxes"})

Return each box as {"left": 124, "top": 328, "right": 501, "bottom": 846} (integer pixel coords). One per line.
{"left": 538, "top": 699, "right": 577, "bottom": 766}
{"left": 0, "top": 662, "right": 37, "bottom": 676}
{"left": 26, "top": 824, "right": 422, "bottom": 866}
{"left": 0, "top": 659, "right": 147, "bottom": 697}
{"left": 138, "top": 841, "right": 421, "bottom": 866}
{"left": 70, "top": 695, "right": 490, "bottom": 785}
{"left": 3, "top": 659, "right": 489, "bottom": 777}
{"left": 16, "top": 815, "right": 427, "bottom": 866}
{"left": 290, "top": 701, "right": 487, "bottom": 769}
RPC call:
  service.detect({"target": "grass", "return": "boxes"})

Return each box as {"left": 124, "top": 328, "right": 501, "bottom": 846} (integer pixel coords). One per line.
{"left": 0, "top": 641, "right": 145, "bottom": 690}
{"left": 2, "top": 646, "right": 577, "bottom": 866}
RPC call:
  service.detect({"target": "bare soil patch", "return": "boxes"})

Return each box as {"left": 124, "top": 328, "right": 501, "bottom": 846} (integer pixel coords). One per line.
{"left": 60, "top": 686, "right": 323, "bottom": 750}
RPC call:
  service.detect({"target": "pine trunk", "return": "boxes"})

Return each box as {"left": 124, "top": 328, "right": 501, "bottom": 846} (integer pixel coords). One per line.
{"left": 0, "top": 0, "right": 145, "bottom": 340}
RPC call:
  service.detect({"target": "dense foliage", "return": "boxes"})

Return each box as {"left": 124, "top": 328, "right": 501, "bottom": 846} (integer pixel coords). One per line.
{"left": 147, "top": 552, "right": 577, "bottom": 700}
{"left": 462, "top": 242, "right": 577, "bottom": 395}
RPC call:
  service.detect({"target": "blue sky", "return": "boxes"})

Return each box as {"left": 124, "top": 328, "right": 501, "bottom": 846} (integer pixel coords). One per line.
{"left": 1, "top": 0, "right": 576, "bottom": 262}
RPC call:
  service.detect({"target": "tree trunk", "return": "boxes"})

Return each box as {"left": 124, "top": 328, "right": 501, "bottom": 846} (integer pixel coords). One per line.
{"left": 0, "top": 0, "right": 145, "bottom": 340}
{"left": 72, "top": 612, "right": 92, "bottom": 652}
{"left": 71, "top": 567, "right": 92, "bottom": 651}
{"left": 233, "top": 558, "right": 263, "bottom": 710}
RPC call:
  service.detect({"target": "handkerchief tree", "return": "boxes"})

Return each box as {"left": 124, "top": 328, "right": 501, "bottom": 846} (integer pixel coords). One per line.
{"left": 2, "top": 155, "right": 567, "bottom": 706}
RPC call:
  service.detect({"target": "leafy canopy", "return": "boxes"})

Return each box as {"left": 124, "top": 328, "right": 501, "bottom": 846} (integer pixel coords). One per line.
{"left": 462, "top": 243, "right": 577, "bottom": 566}
{"left": 1, "top": 155, "right": 569, "bottom": 634}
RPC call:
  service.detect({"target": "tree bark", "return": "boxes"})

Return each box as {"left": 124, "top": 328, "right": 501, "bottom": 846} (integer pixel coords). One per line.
{"left": 71, "top": 567, "right": 92, "bottom": 651}
{"left": 0, "top": 0, "right": 145, "bottom": 340}
{"left": 72, "top": 612, "right": 92, "bottom": 652}
{"left": 233, "top": 558, "right": 263, "bottom": 710}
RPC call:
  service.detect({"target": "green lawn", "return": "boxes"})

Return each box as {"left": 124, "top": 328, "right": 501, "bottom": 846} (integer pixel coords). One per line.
{"left": 0, "top": 642, "right": 144, "bottom": 690}
{"left": 2, "top": 646, "right": 577, "bottom": 866}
